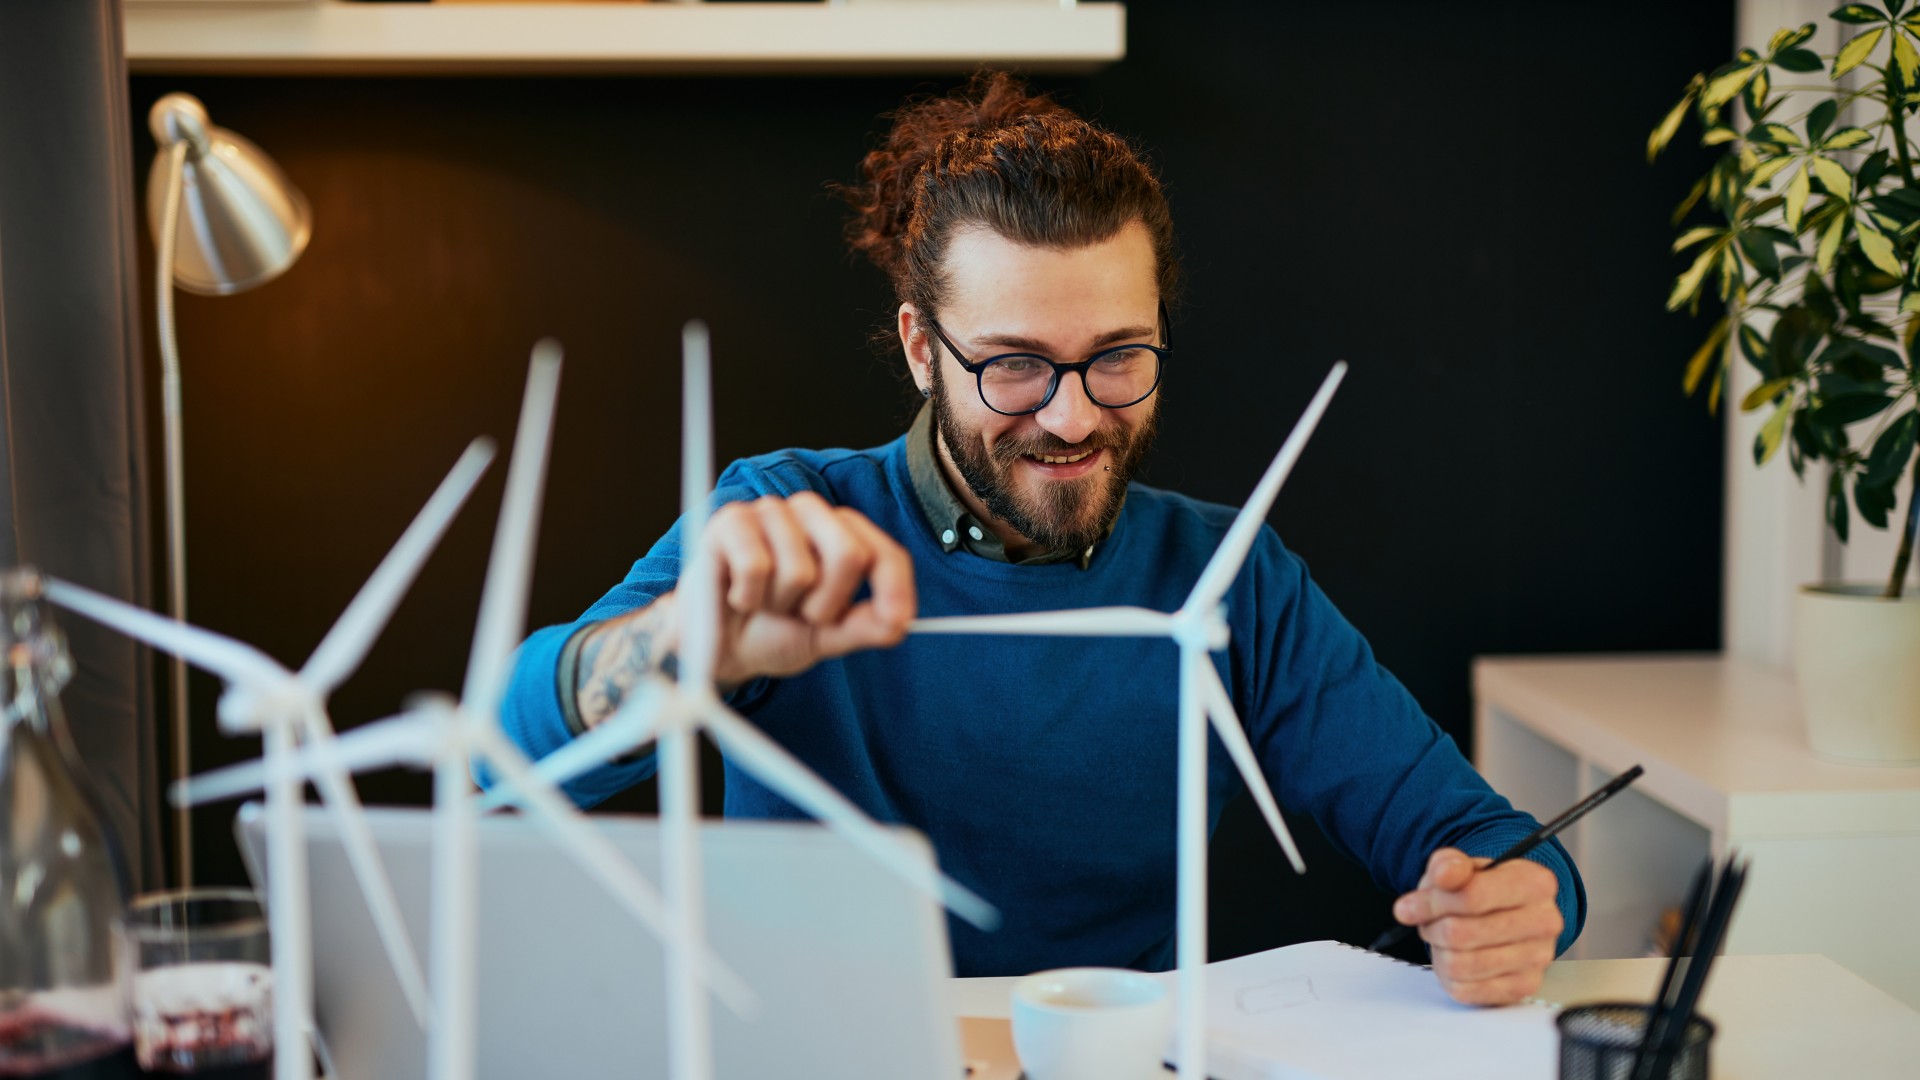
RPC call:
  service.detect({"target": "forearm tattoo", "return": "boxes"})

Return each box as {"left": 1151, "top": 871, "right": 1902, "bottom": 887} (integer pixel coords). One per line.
{"left": 574, "top": 603, "right": 677, "bottom": 729}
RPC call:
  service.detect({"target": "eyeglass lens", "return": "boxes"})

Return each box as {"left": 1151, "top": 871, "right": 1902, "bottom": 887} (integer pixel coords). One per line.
{"left": 979, "top": 348, "right": 1161, "bottom": 414}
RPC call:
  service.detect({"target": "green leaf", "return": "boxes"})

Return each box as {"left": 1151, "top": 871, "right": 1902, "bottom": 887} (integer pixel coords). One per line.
{"left": 1855, "top": 338, "right": 1906, "bottom": 365}
{"left": 1847, "top": 311, "right": 1898, "bottom": 338}
{"left": 1718, "top": 245, "right": 1744, "bottom": 301}
{"left": 1751, "top": 66, "right": 1774, "bottom": 114}
{"left": 1742, "top": 376, "right": 1798, "bottom": 411}
{"left": 1684, "top": 317, "right": 1732, "bottom": 397}
{"left": 1752, "top": 122, "right": 1803, "bottom": 146}
{"left": 1772, "top": 307, "right": 1821, "bottom": 374}
{"left": 1835, "top": 26, "right": 1888, "bottom": 78}
{"left": 1821, "top": 126, "right": 1876, "bottom": 150}
{"left": 1703, "top": 125, "right": 1741, "bottom": 146}
{"left": 1786, "top": 163, "right": 1813, "bottom": 229}
{"left": 1828, "top": 471, "right": 1853, "bottom": 543}
{"left": 1820, "top": 371, "right": 1890, "bottom": 396}
{"left": 1902, "top": 286, "right": 1920, "bottom": 312}
{"left": 1818, "top": 211, "right": 1851, "bottom": 273}
{"left": 1771, "top": 23, "right": 1819, "bottom": 52}
{"left": 1648, "top": 89, "right": 1698, "bottom": 162}
{"left": 1668, "top": 240, "right": 1724, "bottom": 311}
{"left": 1738, "top": 321, "right": 1773, "bottom": 374}
{"left": 1756, "top": 403, "right": 1794, "bottom": 464}
{"left": 1776, "top": 46, "right": 1825, "bottom": 71}
{"left": 1673, "top": 175, "right": 1709, "bottom": 225}
{"left": 1705, "top": 62, "right": 1762, "bottom": 107}
{"left": 1856, "top": 473, "right": 1897, "bottom": 528}
{"left": 1813, "top": 391, "right": 1896, "bottom": 425}
{"left": 1810, "top": 154, "right": 1854, "bottom": 199}
{"left": 1809, "top": 99, "right": 1840, "bottom": 144}
{"left": 1895, "top": 29, "right": 1920, "bottom": 86}
{"left": 1860, "top": 148, "right": 1895, "bottom": 187}
{"left": 1864, "top": 410, "right": 1920, "bottom": 484}
{"left": 1834, "top": 3, "right": 1889, "bottom": 24}
{"left": 1738, "top": 230, "right": 1786, "bottom": 278}
{"left": 1747, "top": 66, "right": 1773, "bottom": 114}
{"left": 1674, "top": 225, "right": 1724, "bottom": 251}
{"left": 1859, "top": 218, "right": 1905, "bottom": 274}
{"left": 1751, "top": 155, "right": 1797, "bottom": 187}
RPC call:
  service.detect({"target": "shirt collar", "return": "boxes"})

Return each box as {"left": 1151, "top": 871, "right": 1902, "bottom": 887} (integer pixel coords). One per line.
{"left": 904, "top": 402, "right": 1116, "bottom": 570}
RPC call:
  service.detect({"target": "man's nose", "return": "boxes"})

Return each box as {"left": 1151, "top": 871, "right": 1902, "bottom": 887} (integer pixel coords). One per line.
{"left": 1034, "top": 372, "right": 1101, "bottom": 446}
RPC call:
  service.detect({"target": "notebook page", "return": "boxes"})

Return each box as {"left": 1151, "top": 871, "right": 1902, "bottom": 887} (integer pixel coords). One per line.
{"left": 1155, "top": 941, "right": 1558, "bottom": 1080}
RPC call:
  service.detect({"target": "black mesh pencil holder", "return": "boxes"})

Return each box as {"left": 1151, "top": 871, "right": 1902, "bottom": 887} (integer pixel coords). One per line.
{"left": 1556, "top": 1003, "right": 1714, "bottom": 1080}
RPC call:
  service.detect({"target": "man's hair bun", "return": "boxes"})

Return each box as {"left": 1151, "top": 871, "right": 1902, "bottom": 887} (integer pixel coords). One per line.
{"left": 837, "top": 70, "right": 1178, "bottom": 344}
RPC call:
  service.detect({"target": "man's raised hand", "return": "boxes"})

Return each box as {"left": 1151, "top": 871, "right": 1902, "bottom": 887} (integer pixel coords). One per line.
{"left": 704, "top": 492, "right": 916, "bottom": 684}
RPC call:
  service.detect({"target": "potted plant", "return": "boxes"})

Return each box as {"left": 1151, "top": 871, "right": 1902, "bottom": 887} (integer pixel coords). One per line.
{"left": 1649, "top": 2, "right": 1920, "bottom": 761}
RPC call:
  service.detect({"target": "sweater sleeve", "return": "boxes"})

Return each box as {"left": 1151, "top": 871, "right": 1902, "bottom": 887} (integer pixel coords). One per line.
{"left": 1236, "top": 530, "right": 1586, "bottom": 956}
{"left": 491, "top": 456, "right": 822, "bottom": 808}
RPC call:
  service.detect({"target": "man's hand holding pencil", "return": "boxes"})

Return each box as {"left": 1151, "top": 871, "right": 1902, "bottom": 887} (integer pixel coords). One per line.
{"left": 1390, "top": 849, "right": 1564, "bottom": 1007}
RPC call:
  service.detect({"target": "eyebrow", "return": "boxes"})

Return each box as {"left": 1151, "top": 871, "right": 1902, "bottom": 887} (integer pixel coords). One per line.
{"left": 968, "top": 325, "right": 1159, "bottom": 354}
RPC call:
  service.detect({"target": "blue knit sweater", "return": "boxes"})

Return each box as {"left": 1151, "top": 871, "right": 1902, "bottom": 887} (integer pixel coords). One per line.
{"left": 499, "top": 435, "right": 1585, "bottom": 976}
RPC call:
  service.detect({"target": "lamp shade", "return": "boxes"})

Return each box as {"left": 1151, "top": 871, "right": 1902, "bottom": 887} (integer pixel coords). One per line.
{"left": 147, "top": 93, "right": 310, "bottom": 296}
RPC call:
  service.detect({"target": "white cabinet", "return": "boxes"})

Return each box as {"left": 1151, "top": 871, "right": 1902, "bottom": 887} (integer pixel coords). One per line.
{"left": 1473, "top": 655, "right": 1920, "bottom": 1008}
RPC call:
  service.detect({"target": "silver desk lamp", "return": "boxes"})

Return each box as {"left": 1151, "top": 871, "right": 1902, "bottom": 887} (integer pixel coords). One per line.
{"left": 148, "top": 92, "right": 310, "bottom": 886}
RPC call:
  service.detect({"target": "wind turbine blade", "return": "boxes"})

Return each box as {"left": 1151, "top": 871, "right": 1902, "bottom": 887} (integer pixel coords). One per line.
{"left": 1197, "top": 660, "right": 1306, "bottom": 875}
{"left": 677, "top": 320, "right": 720, "bottom": 689}
{"left": 295, "top": 707, "right": 433, "bottom": 1027}
{"left": 476, "top": 679, "right": 672, "bottom": 814}
{"left": 697, "top": 705, "right": 1000, "bottom": 931}
{"left": 462, "top": 343, "right": 563, "bottom": 719}
{"left": 1183, "top": 362, "right": 1347, "bottom": 615}
{"left": 465, "top": 720, "right": 757, "bottom": 1017}
{"left": 170, "top": 711, "right": 440, "bottom": 807}
{"left": 908, "top": 607, "right": 1176, "bottom": 638}
{"left": 302, "top": 439, "right": 496, "bottom": 696}
{"left": 45, "top": 578, "right": 288, "bottom": 689}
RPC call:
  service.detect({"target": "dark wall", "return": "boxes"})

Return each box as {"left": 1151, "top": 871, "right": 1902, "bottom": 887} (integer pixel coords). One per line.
{"left": 130, "top": 0, "right": 1731, "bottom": 961}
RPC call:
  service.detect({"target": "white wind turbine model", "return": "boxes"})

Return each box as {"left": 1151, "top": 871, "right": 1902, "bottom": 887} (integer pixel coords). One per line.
{"left": 45, "top": 437, "right": 499, "bottom": 1080}
{"left": 906, "top": 360, "right": 1347, "bottom": 1080}
{"left": 173, "top": 341, "right": 752, "bottom": 1080}
{"left": 474, "top": 322, "right": 1000, "bottom": 1080}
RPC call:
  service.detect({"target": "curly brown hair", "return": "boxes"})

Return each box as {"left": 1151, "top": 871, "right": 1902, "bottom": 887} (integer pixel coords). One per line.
{"left": 838, "top": 71, "right": 1179, "bottom": 348}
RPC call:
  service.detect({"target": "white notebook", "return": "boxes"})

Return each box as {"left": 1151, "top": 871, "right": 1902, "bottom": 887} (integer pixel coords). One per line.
{"left": 1158, "top": 941, "right": 1559, "bottom": 1080}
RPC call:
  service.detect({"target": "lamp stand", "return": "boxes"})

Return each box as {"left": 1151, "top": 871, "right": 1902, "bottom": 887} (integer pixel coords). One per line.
{"left": 155, "top": 139, "right": 193, "bottom": 890}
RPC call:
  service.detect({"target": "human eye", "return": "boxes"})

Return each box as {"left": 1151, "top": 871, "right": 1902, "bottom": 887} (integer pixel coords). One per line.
{"left": 988, "top": 356, "right": 1048, "bottom": 378}
{"left": 1094, "top": 347, "right": 1151, "bottom": 370}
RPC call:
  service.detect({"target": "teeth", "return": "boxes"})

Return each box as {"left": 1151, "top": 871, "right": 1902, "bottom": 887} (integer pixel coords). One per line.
{"left": 1030, "top": 450, "right": 1092, "bottom": 465}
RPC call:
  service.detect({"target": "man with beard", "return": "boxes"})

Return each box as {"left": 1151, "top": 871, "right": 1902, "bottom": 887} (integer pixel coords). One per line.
{"left": 499, "top": 73, "right": 1583, "bottom": 1005}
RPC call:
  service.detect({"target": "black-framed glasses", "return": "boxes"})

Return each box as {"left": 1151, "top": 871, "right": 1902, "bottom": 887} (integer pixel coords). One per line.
{"left": 926, "top": 302, "right": 1170, "bottom": 417}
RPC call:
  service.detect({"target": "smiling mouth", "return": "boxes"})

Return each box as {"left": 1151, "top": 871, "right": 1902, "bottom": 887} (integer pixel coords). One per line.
{"left": 1026, "top": 449, "right": 1095, "bottom": 465}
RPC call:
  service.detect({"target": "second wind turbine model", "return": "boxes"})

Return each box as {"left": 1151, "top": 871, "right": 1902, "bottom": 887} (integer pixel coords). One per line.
{"left": 906, "top": 360, "right": 1347, "bottom": 1080}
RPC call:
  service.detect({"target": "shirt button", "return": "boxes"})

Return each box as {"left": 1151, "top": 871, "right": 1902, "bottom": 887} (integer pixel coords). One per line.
{"left": 968, "top": 526, "right": 985, "bottom": 541}
{"left": 941, "top": 529, "right": 956, "bottom": 545}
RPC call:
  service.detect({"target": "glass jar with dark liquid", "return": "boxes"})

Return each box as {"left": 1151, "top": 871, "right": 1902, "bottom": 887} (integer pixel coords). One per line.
{"left": 0, "top": 570, "right": 138, "bottom": 1079}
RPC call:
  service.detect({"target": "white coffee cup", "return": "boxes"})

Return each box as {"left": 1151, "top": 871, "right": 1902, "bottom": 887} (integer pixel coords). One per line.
{"left": 1011, "top": 967, "right": 1174, "bottom": 1080}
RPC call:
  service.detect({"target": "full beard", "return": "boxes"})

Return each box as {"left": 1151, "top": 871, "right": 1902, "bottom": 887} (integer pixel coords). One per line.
{"left": 930, "top": 362, "right": 1160, "bottom": 558}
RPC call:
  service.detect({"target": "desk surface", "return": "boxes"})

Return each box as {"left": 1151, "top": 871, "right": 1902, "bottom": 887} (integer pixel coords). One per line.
{"left": 953, "top": 953, "right": 1920, "bottom": 1079}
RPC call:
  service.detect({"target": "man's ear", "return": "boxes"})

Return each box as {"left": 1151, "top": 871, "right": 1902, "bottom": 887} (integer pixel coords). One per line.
{"left": 899, "top": 303, "right": 933, "bottom": 396}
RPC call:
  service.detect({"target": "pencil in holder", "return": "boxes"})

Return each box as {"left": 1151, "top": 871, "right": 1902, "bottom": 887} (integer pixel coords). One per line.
{"left": 1556, "top": 1003, "right": 1713, "bottom": 1080}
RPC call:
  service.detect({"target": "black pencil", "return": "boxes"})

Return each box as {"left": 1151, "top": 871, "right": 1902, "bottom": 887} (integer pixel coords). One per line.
{"left": 1367, "top": 763, "right": 1645, "bottom": 954}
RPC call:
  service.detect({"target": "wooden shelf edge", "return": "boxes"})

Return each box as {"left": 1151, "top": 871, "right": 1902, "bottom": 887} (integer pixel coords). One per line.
{"left": 125, "top": 2, "right": 1128, "bottom": 76}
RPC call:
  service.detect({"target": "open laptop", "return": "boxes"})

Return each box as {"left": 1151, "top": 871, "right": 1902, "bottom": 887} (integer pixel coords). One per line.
{"left": 237, "top": 804, "right": 965, "bottom": 1080}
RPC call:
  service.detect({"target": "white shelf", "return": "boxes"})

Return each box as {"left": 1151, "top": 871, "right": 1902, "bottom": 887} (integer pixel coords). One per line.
{"left": 124, "top": 1, "right": 1127, "bottom": 76}
{"left": 1474, "top": 654, "right": 1920, "bottom": 1009}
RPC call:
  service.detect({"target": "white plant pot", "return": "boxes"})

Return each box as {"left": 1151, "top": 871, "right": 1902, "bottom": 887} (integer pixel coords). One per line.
{"left": 1793, "top": 584, "right": 1920, "bottom": 763}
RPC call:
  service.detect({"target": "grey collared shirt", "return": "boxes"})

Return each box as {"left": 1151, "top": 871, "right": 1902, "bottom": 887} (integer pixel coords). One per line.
{"left": 903, "top": 402, "right": 1114, "bottom": 570}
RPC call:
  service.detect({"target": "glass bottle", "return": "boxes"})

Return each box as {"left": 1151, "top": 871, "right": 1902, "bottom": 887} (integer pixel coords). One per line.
{"left": 0, "top": 568, "right": 137, "bottom": 1079}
